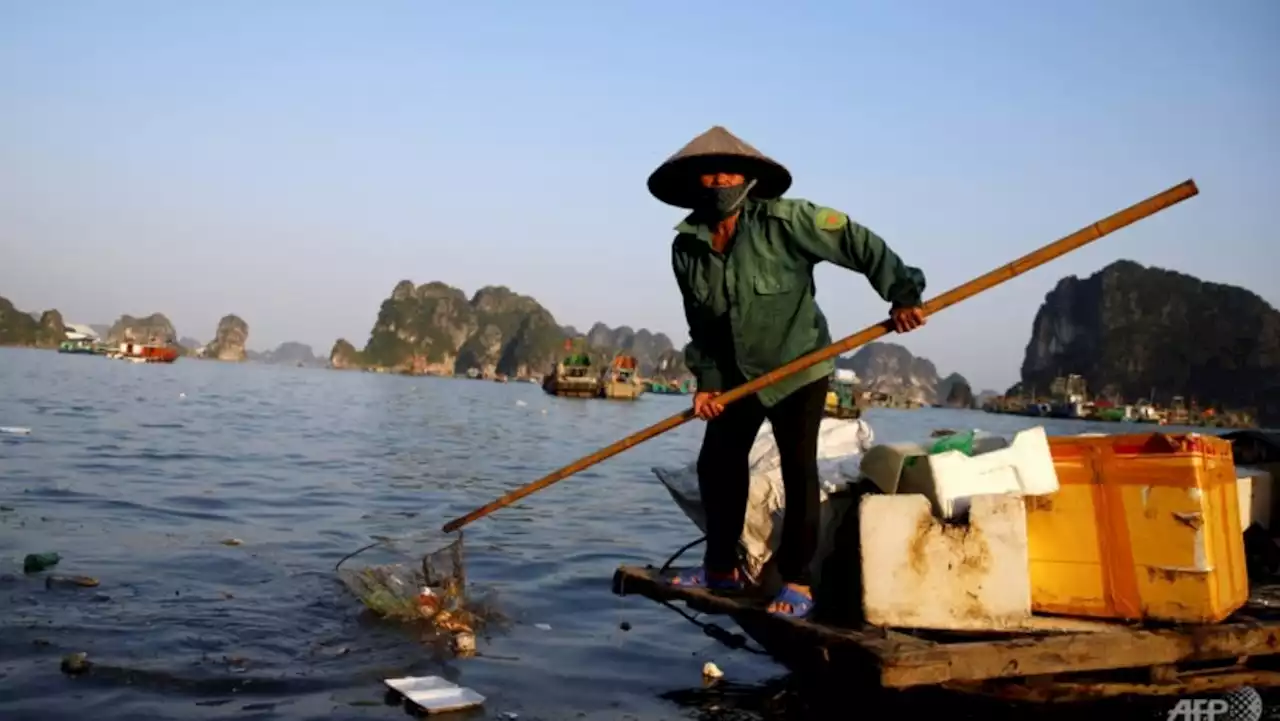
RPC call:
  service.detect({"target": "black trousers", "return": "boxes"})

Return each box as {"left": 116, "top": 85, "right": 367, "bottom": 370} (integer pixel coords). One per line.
{"left": 697, "top": 376, "right": 829, "bottom": 586}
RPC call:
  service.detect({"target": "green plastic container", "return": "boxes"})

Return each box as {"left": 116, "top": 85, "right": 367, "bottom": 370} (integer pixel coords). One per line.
{"left": 23, "top": 552, "right": 60, "bottom": 574}
{"left": 928, "top": 430, "right": 976, "bottom": 457}
{"left": 905, "top": 430, "right": 978, "bottom": 469}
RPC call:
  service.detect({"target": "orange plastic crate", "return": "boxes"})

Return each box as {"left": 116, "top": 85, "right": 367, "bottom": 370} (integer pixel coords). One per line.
{"left": 1026, "top": 433, "right": 1248, "bottom": 623}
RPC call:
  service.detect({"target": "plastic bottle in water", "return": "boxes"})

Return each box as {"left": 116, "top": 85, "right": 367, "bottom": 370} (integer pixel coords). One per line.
{"left": 416, "top": 587, "right": 439, "bottom": 618}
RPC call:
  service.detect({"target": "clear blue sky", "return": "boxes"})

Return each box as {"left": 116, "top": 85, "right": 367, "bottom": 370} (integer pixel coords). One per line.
{"left": 1, "top": 1, "right": 1275, "bottom": 390}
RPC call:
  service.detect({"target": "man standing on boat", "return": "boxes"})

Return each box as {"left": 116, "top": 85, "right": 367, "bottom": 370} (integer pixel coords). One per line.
{"left": 649, "top": 126, "right": 927, "bottom": 618}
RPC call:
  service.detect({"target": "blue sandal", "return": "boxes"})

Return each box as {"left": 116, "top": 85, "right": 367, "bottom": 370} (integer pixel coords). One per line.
{"left": 666, "top": 566, "right": 745, "bottom": 592}
{"left": 768, "top": 585, "right": 814, "bottom": 619}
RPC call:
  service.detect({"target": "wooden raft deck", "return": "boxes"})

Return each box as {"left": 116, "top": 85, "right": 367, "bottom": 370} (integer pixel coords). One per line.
{"left": 612, "top": 565, "right": 1280, "bottom": 698}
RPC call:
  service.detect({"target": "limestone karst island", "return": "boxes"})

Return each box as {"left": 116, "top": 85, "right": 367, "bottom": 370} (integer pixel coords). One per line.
{"left": 3, "top": 259, "right": 1276, "bottom": 427}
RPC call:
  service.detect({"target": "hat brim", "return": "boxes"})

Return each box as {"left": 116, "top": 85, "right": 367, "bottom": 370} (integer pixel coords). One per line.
{"left": 647, "top": 153, "right": 792, "bottom": 209}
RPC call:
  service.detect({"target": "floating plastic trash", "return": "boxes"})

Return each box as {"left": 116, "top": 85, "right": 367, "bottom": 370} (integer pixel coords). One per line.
{"left": 451, "top": 631, "right": 476, "bottom": 656}
{"left": 383, "top": 675, "right": 485, "bottom": 714}
{"left": 24, "top": 552, "right": 60, "bottom": 574}
{"left": 45, "top": 575, "right": 98, "bottom": 589}
{"left": 61, "top": 652, "right": 90, "bottom": 676}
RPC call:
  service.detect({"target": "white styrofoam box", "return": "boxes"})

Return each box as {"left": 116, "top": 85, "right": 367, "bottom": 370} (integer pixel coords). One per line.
{"left": 860, "top": 492, "right": 1031, "bottom": 630}
{"left": 383, "top": 676, "right": 485, "bottom": 714}
{"left": 859, "top": 426, "right": 1059, "bottom": 519}
{"left": 1237, "top": 467, "right": 1274, "bottom": 530}
{"left": 860, "top": 432, "right": 1012, "bottom": 495}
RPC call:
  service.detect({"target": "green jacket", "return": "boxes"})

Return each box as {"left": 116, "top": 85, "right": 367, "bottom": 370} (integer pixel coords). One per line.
{"left": 671, "top": 197, "right": 926, "bottom": 408}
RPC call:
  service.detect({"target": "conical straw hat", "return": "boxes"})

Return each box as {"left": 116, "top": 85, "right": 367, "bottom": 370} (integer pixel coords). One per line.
{"left": 647, "top": 126, "right": 792, "bottom": 209}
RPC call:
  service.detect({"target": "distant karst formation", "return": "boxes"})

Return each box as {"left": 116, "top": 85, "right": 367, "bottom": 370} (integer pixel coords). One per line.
{"left": 202, "top": 314, "right": 250, "bottom": 361}
{"left": 1019, "top": 260, "right": 1280, "bottom": 425}
{"left": 0, "top": 295, "right": 65, "bottom": 348}
{"left": 326, "top": 280, "right": 985, "bottom": 394}
{"left": 106, "top": 313, "right": 176, "bottom": 345}
{"left": 248, "top": 341, "right": 323, "bottom": 367}
{"left": 0, "top": 298, "right": 364, "bottom": 371}
{"left": 942, "top": 374, "right": 976, "bottom": 409}
{"left": 329, "top": 280, "right": 691, "bottom": 379}
{"left": 92, "top": 312, "right": 314, "bottom": 366}
{"left": 835, "top": 342, "right": 972, "bottom": 407}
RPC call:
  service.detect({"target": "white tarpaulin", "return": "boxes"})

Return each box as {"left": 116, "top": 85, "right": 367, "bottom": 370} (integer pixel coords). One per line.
{"left": 652, "top": 418, "right": 875, "bottom": 585}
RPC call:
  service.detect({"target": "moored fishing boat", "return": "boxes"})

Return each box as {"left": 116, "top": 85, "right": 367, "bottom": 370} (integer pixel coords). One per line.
{"left": 1132, "top": 400, "right": 1162, "bottom": 423}
{"left": 1090, "top": 404, "right": 1128, "bottom": 422}
{"left": 1022, "top": 402, "right": 1052, "bottom": 417}
{"left": 1048, "top": 399, "right": 1088, "bottom": 419}
{"left": 542, "top": 353, "right": 600, "bottom": 398}
{"left": 599, "top": 355, "right": 644, "bottom": 400}
{"left": 57, "top": 338, "right": 102, "bottom": 355}
{"left": 825, "top": 369, "right": 864, "bottom": 419}
{"left": 58, "top": 324, "right": 106, "bottom": 355}
{"left": 106, "top": 339, "right": 179, "bottom": 363}
{"left": 645, "top": 378, "right": 694, "bottom": 395}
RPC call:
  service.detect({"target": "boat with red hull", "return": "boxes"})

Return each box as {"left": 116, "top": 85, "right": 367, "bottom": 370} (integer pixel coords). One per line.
{"left": 108, "top": 340, "right": 180, "bottom": 363}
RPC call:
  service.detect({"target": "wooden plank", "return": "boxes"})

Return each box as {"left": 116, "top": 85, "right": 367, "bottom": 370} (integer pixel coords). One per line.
{"left": 944, "top": 669, "right": 1280, "bottom": 702}
{"left": 611, "top": 566, "right": 930, "bottom": 661}
{"left": 883, "top": 620, "right": 1280, "bottom": 688}
{"left": 909, "top": 616, "right": 1131, "bottom": 641}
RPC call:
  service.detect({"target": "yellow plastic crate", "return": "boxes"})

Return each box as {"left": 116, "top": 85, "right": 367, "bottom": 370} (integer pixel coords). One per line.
{"left": 1027, "top": 433, "right": 1248, "bottom": 623}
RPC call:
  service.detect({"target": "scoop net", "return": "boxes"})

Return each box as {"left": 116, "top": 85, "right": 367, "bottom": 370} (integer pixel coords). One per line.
{"left": 335, "top": 530, "right": 479, "bottom": 632}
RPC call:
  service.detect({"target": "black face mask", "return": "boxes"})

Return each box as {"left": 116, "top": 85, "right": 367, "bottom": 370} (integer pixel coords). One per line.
{"left": 697, "top": 179, "right": 757, "bottom": 219}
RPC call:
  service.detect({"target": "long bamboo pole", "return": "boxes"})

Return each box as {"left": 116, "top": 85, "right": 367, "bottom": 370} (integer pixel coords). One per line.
{"left": 442, "top": 179, "right": 1199, "bottom": 534}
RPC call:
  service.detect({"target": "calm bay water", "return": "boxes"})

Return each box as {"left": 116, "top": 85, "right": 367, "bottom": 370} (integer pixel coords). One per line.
{"left": 0, "top": 347, "right": 1236, "bottom": 720}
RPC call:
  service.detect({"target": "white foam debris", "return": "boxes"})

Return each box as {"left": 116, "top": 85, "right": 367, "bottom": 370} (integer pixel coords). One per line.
{"left": 383, "top": 676, "right": 485, "bottom": 714}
